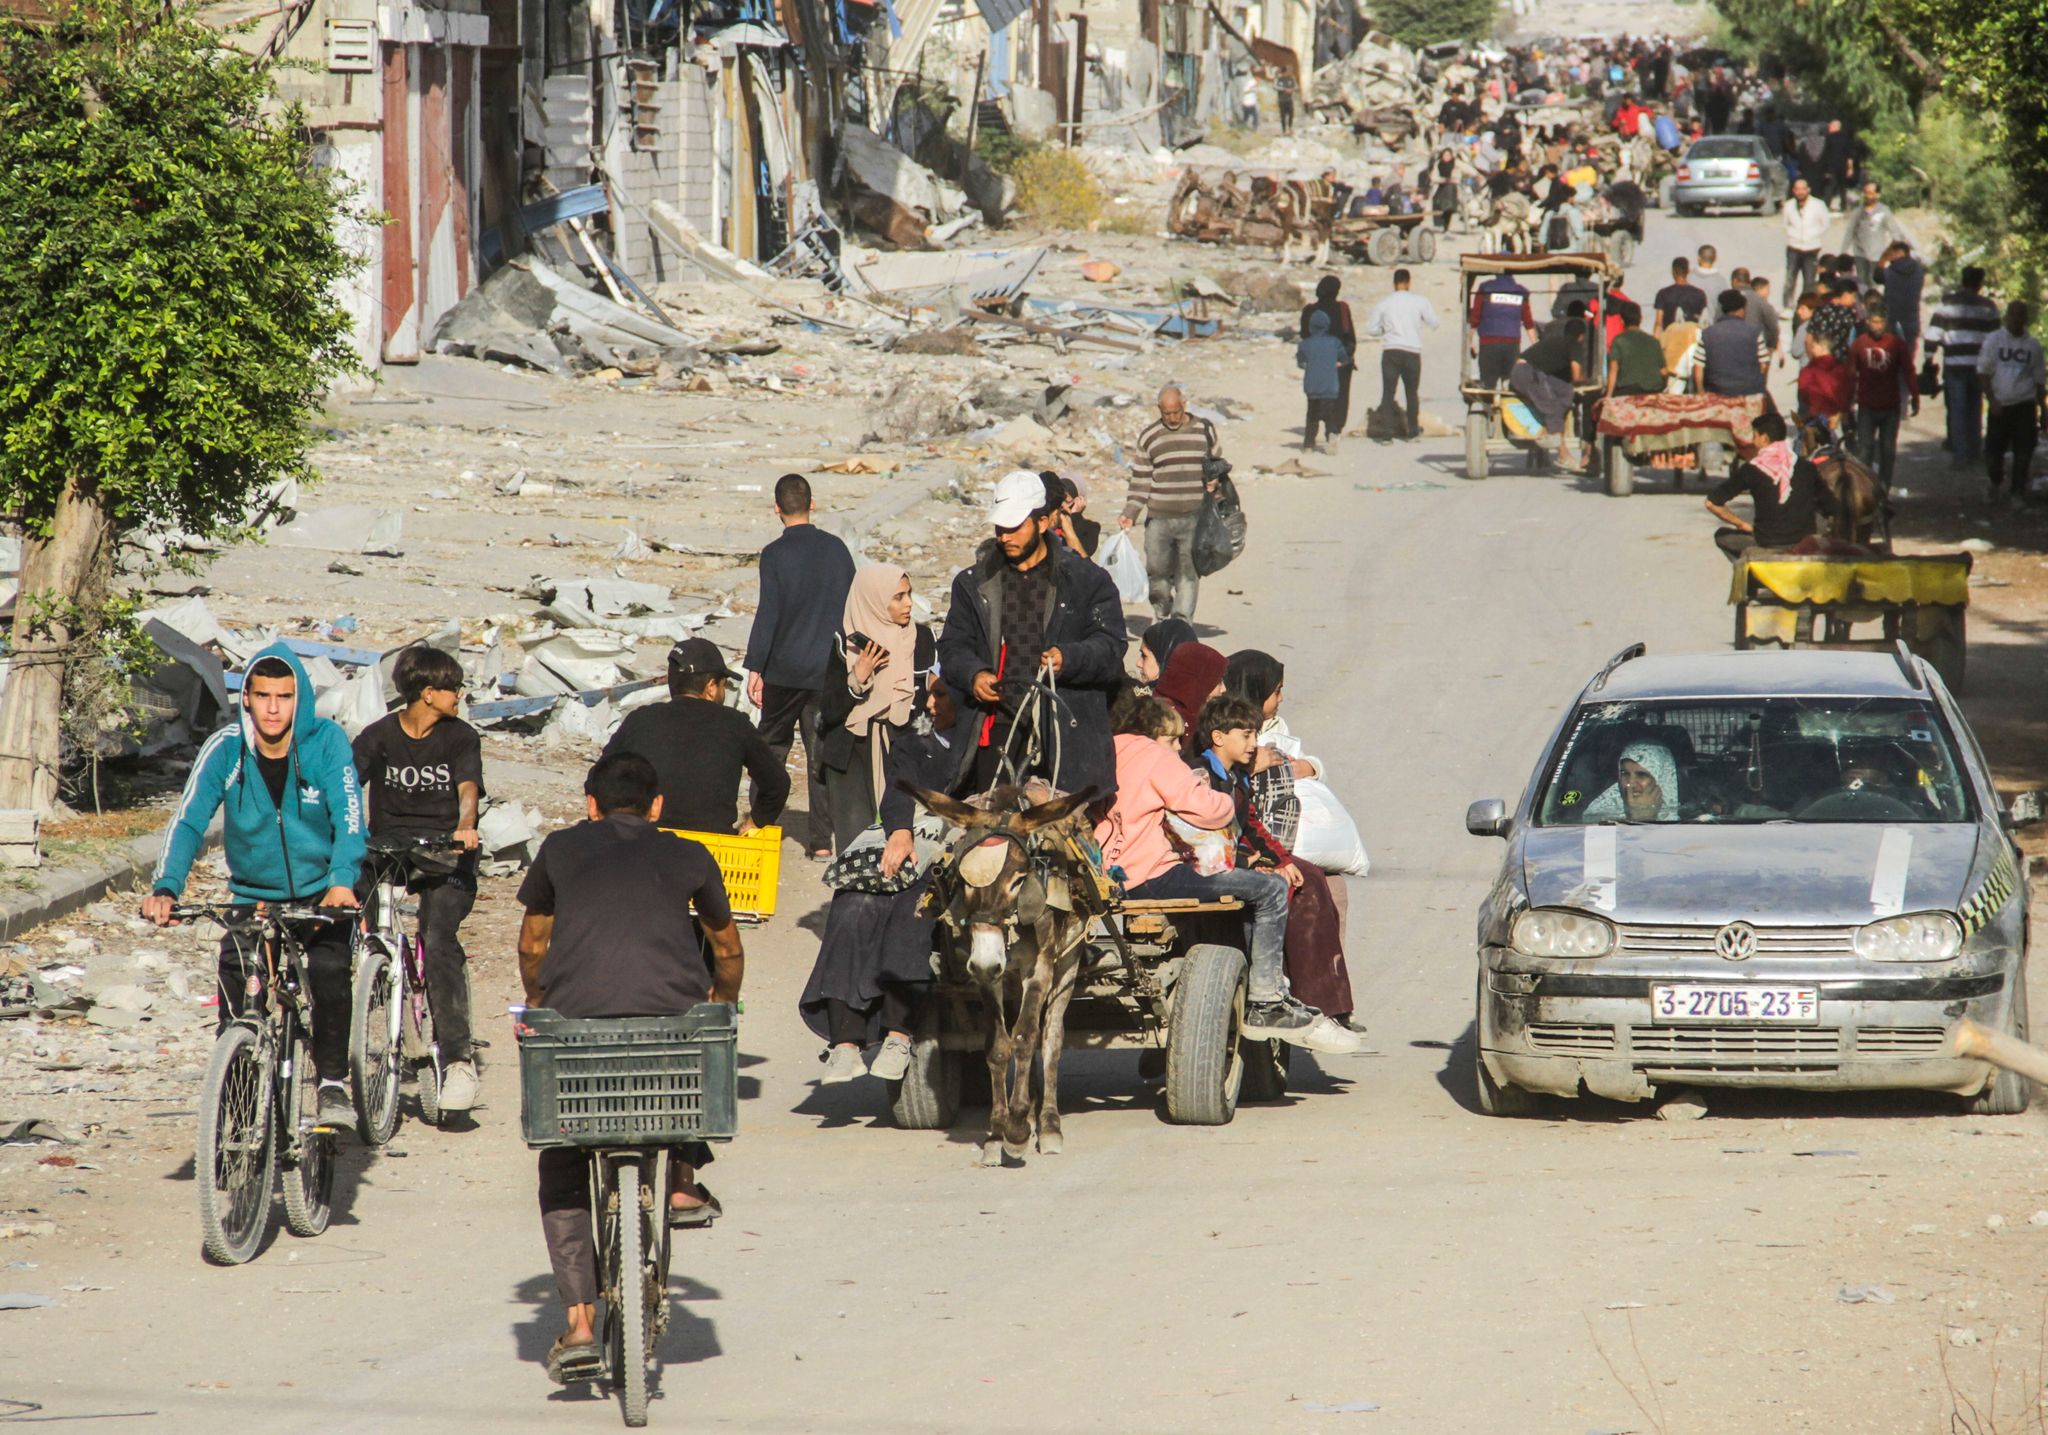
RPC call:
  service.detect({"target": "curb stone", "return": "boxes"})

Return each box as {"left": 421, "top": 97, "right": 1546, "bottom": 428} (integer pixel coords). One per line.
{"left": 0, "top": 820, "right": 222, "bottom": 943}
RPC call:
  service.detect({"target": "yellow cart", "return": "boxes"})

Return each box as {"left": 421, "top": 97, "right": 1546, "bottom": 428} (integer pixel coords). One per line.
{"left": 1731, "top": 552, "right": 1971, "bottom": 691}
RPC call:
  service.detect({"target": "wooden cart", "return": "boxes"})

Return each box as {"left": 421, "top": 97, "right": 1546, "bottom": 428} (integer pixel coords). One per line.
{"left": 1330, "top": 204, "right": 1438, "bottom": 266}
{"left": 1457, "top": 251, "right": 1617, "bottom": 480}
{"left": 887, "top": 896, "right": 1293, "bottom": 1131}
{"left": 1731, "top": 551, "right": 1971, "bottom": 691}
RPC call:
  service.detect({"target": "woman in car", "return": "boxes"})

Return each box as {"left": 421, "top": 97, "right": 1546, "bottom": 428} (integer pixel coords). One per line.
{"left": 1582, "top": 741, "right": 1681, "bottom": 821}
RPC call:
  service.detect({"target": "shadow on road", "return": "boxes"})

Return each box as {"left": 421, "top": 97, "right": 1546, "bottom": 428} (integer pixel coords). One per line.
{"left": 509, "top": 1268, "right": 725, "bottom": 1412}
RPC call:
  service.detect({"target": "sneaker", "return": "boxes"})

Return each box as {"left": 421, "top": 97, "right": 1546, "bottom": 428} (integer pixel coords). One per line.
{"left": 868, "top": 1035, "right": 914, "bottom": 1082}
{"left": 1243, "top": 998, "right": 1364, "bottom": 1054}
{"left": 819, "top": 1045, "right": 865, "bottom": 1085}
{"left": 439, "top": 1060, "right": 479, "bottom": 1113}
{"left": 315, "top": 1081, "right": 353, "bottom": 1129}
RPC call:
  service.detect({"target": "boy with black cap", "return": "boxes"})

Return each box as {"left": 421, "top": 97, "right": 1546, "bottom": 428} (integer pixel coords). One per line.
{"left": 600, "top": 637, "right": 789, "bottom": 835}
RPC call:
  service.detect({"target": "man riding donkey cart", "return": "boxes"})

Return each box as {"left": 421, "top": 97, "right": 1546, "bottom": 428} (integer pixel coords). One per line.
{"left": 823, "top": 471, "right": 1354, "bottom": 1165}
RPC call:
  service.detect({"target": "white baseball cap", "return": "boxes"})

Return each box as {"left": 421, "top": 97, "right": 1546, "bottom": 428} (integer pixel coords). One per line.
{"left": 987, "top": 469, "right": 1047, "bottom": 530}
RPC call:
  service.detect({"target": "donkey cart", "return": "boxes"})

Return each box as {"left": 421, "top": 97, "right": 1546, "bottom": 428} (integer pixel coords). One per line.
{"left": 888, "top": 895, "right": 1290, "bottom": 1132}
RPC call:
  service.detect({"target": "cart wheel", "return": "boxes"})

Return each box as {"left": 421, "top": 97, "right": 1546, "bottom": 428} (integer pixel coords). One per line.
{"left": 1605, "top": 438, "right": 1634, "bottom": 497}
{"left": 1406, "top": 226, "right": 1438, "bottom": 264}
{"left": 1464, "top": 408, "right": 1490, "bottom": 480}
{"left": 1367, "top": 227, "right": 1403, "bottom": 266}
{"left": 888, "top": 1031, "right": 960, "bottom": 1130}
{"left": 1239, "top": 1037, "right": 1291, "bottom": 1103}
{"left": 1164, "top": 944, "right": 1247, "bottom": 1126}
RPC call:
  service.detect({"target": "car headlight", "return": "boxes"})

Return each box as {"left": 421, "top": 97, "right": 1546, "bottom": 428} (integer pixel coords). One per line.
{"left": 1854, "top": 912, "right": 1963, "bottom": 962}
{"left": 1511, "top": 908, "right": 1616, "bottom": 958}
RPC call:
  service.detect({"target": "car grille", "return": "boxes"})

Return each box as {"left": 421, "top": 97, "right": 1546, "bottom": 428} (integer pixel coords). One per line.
{"left": 1527, "top": 1022, "right": 1617, "bottom": 1056}
{"left": 1628, "top": 1027, "right": 1842, "bottom": 1060}
{"left": 1616, "top": 924, "right": 1858, "bottom": 958}
{"left": 1853, "top": 1026, "right": 1949, "bottom": 1056}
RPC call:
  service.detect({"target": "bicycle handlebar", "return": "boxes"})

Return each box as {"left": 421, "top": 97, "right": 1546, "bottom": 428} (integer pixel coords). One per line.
{"left": 167, "top": 902, "right": 351, "bottom": 932}
{"left": 366, "top": 834, "right": 469, "bottom": 856}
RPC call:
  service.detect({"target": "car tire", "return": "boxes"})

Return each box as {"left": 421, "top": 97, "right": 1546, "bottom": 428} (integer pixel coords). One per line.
{"left": 1965, "top": 974, "right": 2031, "bottom": 1116}
{"left": 1473, "top": 973, "right": 1541, "bottom": 1117}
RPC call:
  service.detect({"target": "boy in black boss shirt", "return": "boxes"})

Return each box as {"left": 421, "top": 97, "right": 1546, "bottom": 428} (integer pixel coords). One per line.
{"left": 353, "top": 645, "right": 486, "bottom": 1111}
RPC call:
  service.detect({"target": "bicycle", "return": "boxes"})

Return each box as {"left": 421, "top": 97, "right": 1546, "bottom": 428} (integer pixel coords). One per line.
{"left": 518, "top": 1004, "right": 739, "bottom": 1427}
{"left": 182, "top": 903, "right": 349, "bottom": 1265}
{"left": 351, "top": 834, "right": 470, "bottom": 1143}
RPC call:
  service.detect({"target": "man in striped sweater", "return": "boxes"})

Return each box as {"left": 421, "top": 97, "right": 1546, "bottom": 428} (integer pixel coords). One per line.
{"left": 1119, "top": 386, "right": 1221, "bottom": 622}
{"left": 1925, "top": 266, "right": 2002, "bottom": 466}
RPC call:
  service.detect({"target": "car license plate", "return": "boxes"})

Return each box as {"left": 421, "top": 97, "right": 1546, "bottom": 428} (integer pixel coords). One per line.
{"left": 1650, "top": 985, "right": 1819, "bottom": 1024}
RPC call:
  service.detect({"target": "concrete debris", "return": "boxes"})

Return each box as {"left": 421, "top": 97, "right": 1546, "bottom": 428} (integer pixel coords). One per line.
{"left": 270, "top": 505, "right": 406, "bottom": 558}
{"left": 514, "top": 631, "right": 634, "bottom": 697}
{"left": 432, "top": 258, "right": 701, "bottom": 376}
{"left": 477, "top": 801, "right": 545, "bottom": 874}
{"left": 836, "top": 125, "right": 982, "bottom": 250}
{"left": 542, "top": 696, "right": 617, "bottom": 747}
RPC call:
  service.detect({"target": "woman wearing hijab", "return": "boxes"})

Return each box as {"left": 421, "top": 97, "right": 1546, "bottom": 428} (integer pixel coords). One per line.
{"left": 1582, "top": 741, "right": 1681, "bottom": 821}
{"left": 1299, "top": 276, "right": 1358, "bottom": 433}
{"left": 816, "top": 565, "right": 918, "bottom": 850}
{"left": 1224, "top": 651, "right": 1358, "bottom": 1031}
{"left": 801, "top": 656, "right": 960, "bottom": 1087}
{"left": 1152, "top": 642, "right": 1229, "bottom": 754}
{"left": 1136, "top": 619, "right": 1198, "bottom": 689}
{"left": 1431, "top": 147, "right": 1460, "bottom": 231}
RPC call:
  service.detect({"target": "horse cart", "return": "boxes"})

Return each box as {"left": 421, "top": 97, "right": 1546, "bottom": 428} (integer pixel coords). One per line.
{"left": 1731, "top": 551, "right": 1972, "bottom": 692}
{"left": 1594, "top": 392, "right": 1768, "bottom": 497}
{"left": 1458, "top": 252, "right": 1616, "bottom": 479}
{"left": 888, "top": 893, "right": 1292, "bottom": 1133}
{"left": 1329, "top": 201, "right": 1438, "bottom": 266}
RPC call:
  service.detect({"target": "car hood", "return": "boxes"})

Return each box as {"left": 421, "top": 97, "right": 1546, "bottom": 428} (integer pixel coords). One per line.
{"left": 1520, "top": 822, "right": 1982, "bottom": 925}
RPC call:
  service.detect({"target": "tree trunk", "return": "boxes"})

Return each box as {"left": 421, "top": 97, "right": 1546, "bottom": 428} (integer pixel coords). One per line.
{"left": 0, "top": 479, "right": 111, "bottom": 816}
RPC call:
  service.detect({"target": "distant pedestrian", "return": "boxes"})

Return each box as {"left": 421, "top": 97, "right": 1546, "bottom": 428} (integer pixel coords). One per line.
{"left": 1979, "top": 302, "right": 2046, "bottom": 503}
{"left": 1925, "top": 266, "right": 2002, "bottom": 464}
{"left": 1690, "top": 289, "right": 1770, "bottom": 398}
{"left": 1652, "top": 255, "right": 1707, "bottom": 335}
{"left": 1299, "top": 276, "right": 1358, "bottom": 431}
{"left": 1297, "top": 311, "right": 1346, "bottom": 452}
{"left": 1122, "top": 387, "right": 1222, "bottom": 622}
{"left": 1363, "top": 267, "right": 1440, "bottom": 439}
{"left": 1818, "top": 118, "right": 1855, "bottom": 209}
{"left": 1846, "top": 300, "right": 1916, "bottom": 487}
{"left": 1237, "top": 70, "right": 1259, "bottom": 129}
{"left": 1469, "top": 269, "right": 1536, "bottom": 387}
{"left": 1781, "top": 177, "right": 1829, "bottom": 300}
{"left": 1275, "top": 69, "right": 1298, "bottom": 134}
{"left": 1875, "top": 241, "right": 1926, "bottom": 354}
{"left": 1694, "top": 243, "right": 1720, "bottom": 281}
{"left": 743, "top": 473, "right": 854, "bottom": 858}
{"left": 1842, "top": 181, "right": 1909, "bottom": 292}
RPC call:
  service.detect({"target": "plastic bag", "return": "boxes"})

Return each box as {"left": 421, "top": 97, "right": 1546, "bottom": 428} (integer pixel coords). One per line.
{"left": 1291, "top": 779, "right": 1369, "bottom": 877}
{"left": 1193, "top": 473, "right": 1248, "bottom": 577}
{"left": 1097, "top": 530, "right": 1149, "bottom": 605}
{"left": 1165, "top": 814, "right": 1234, "bottom": 876}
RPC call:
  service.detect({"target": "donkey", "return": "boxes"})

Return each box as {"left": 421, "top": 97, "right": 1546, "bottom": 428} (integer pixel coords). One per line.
{"left": 1797, "top": 418, "right": 1891, "bottom": 547}
{"left": 909, "top": 782, "right": 1100, "bottom": 1166}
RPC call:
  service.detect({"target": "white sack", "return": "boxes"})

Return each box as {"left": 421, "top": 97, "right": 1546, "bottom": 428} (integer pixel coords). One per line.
{"left": 1291, "top": 778, "right": 1369, "bottom": 877}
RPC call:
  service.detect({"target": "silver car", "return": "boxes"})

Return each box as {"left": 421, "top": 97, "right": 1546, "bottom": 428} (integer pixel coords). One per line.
{"left": 1670, "top": 135, "right": 1788, "bottom": 216}
{"left": 1465, "top": 646, "right": 2030, "bottom": 1117}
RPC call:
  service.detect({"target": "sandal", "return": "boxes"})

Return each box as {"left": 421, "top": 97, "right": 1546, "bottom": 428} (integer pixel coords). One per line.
{"left": 667, "top": 1182, "right": 723, "bottom": 1229}
{"left": 546, "top": 1333, "right": 604, "bottom": 1386}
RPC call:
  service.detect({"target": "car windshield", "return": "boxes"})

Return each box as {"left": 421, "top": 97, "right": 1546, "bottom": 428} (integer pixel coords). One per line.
{"left": 1686, "top": 139, "right": 1757, "bottom": 160}
{"left": 1536, "top": 697, "right": 1974, "bottom": 826}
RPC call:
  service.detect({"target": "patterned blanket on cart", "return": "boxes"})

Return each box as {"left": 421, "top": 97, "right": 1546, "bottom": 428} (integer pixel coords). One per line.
{"left": 1597, "top": 393, "right": 1768, "bottom": 453}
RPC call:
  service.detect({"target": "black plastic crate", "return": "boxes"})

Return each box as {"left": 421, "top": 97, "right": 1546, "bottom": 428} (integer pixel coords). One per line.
{"left": 518, "top": 1004, "right": 739, "bottom": 1149}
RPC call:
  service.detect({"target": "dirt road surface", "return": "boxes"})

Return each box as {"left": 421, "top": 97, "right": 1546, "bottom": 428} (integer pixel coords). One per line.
{"left": 6, "top": 204, "right": 2048, "bottom": 1435}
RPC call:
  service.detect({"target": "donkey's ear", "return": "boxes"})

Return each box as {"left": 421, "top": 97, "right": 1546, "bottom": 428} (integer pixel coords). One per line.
{"left": 1014, "top": 786, "right": 1101, "bottom": 833}
{"left": 900, "top": 782, "right": 987, "bottom": 827}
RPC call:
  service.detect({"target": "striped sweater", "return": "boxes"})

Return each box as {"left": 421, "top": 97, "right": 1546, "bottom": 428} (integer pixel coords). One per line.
{"left": 1125, "top": 415, "right": 1219, "bottom": 521}
{"left": 1926, "top": 291, "right": 2001, "bottom": 369}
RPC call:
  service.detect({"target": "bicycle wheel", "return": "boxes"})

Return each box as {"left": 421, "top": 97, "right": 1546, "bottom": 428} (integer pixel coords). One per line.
{"left": 196, "top": 1023, "right": 275, "bottom": 1265}
{"left": 609, "top": 1160, "right": 650, "bottom": 1427}
{"left": 281, "top": 1032, "right": 335, "bottom": 1238}
{"left": 403, "top": 940, "right": 444, "bottom": 1126}
{"left": 351, "top": 942, "right": 402, "bottom": 1145}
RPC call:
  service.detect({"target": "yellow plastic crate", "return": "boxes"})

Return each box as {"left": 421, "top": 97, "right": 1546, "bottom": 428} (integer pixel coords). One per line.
{"left": 661, "top": 825, "right": 782, "bottom": 918}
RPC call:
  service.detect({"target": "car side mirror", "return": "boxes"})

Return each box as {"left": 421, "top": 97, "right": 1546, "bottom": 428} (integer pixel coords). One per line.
{"left": 1466, "top": 798, "right": 1511, "bottom": 838}
{"left": 2007, "top": 791, "right": 2043, "bottom": 830}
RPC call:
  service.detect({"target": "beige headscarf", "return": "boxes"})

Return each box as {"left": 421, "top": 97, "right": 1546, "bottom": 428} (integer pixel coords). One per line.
{"left": 842, "top": 564, "right": 916, "bottom": 739}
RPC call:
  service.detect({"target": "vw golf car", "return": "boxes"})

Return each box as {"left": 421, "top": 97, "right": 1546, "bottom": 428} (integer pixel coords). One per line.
{"left": 1464, "top": 645, "right": 2029, "bottom": 1116}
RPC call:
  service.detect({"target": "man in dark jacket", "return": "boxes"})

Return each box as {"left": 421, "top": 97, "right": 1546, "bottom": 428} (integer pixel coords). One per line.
{"left": 603, "top": 638, "right": 789, "bottom": 835}
{"left": 938, "top": 470, "right": 1127, "bottom": 799}
{"left": 744, "top": 473, "right": 855, "bottom": 857}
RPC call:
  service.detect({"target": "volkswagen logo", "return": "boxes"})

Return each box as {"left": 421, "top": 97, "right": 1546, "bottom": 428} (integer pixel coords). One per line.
{"left": 1714, "top": 921, "right": 1759, "bottom": 961}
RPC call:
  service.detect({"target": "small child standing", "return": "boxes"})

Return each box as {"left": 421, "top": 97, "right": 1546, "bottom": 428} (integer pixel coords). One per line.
{"left": 1297, "top": 309, "right": 1346, "bottom": 453}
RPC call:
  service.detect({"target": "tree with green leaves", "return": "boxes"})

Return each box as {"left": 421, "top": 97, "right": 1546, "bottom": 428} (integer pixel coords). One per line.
{"left": 1370, "top": 0, "right": 1498, "bottom": 50}
{"left": 0, "top": 1, "right": 358, "bottom": 821}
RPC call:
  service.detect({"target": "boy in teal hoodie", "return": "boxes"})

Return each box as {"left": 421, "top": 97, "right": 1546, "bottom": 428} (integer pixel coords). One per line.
{"left": 144, "top": 643, "right": 367, "bottom": 1126}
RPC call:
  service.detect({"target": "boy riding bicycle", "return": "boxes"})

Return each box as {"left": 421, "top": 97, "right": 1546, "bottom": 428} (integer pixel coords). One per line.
{"left": 353, "top": 644, "right": 485, "bottom": 1112}
{"left": 143, "top": 645, "right": 367, "bottom": 1128}
{"left": 517, "top": 752, "right": 744, "bottom": 1383}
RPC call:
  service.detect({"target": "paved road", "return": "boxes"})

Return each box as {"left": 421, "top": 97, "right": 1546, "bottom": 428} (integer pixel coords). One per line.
{"left": 17, "top": 206, "right": 2048, "bottom": 1435}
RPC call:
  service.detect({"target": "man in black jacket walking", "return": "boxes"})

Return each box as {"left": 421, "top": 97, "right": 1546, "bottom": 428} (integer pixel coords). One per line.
{"left": 744, "top": 474, "right": 855, "bottom": 856}
{"left": 938, "top": 470, "right": 1127, "bottom": 799}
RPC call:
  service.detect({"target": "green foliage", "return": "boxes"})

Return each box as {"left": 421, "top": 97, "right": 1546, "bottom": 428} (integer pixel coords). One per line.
{"left": 1368, "top": 0, "right": 1498, "bottom": 49}
{"left": 0, "top": 0, "right": 360, "bottom": 543}
{"left": 974, "top": 129, "right": 1042, "bottom": 175}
